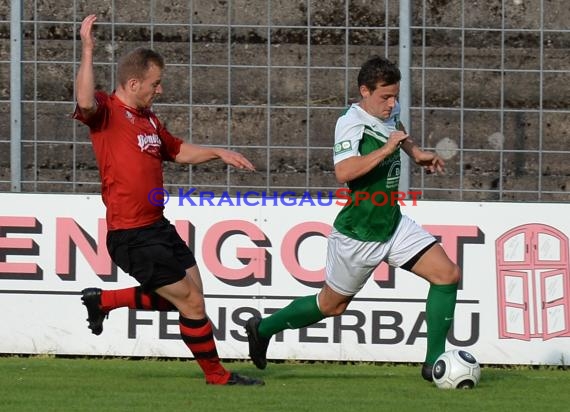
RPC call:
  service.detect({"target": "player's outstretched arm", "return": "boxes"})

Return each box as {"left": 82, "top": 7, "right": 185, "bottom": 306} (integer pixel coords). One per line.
{"left": 76, "top": 14, "right": 98, "bottom": 118}
{"left": 175, "top": 143, "right": 256, "bottom": 171}
{"left": 401, "top": 138, "right": 445, "bottom": 174}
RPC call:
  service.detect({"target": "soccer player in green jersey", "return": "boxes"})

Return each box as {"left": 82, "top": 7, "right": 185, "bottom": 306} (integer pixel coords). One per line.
{"left": 245, "top": 56, "right": 460, "bottom": 382}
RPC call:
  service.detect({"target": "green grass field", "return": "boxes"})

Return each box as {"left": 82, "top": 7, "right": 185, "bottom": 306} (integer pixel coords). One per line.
{"left": 1, "top": 356, "right": 568, "bottom": 412}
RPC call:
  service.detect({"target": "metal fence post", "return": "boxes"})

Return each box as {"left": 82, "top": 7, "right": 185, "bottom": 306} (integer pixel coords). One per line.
{"left": 10, "top": 0, "right": 22, "bottom": 192}
{"left": 398, "top": 0, "right": 411, "bottom": 195}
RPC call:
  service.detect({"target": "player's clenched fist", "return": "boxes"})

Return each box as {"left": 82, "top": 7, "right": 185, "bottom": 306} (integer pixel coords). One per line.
{"left": 388, "top": 130, "right": 409, "bottom": 151}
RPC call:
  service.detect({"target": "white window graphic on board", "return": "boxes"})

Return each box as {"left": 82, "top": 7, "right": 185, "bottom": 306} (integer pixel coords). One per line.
{"left": 495, "top": 224, "right": 569, "bottom": 340}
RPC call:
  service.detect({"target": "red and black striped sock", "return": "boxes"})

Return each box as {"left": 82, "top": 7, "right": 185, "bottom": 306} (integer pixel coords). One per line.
{"left": 100, "top": 287, "right": 176, "bottom": 312}
{"left": 179, "top": 316, "right": 230, "bottom": 384}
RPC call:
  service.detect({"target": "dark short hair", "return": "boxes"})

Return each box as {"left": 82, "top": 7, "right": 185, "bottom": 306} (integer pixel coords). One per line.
{"left": 357, "top": 56, "right": 401, "bottom": 92}
{"left": 117, "top": 47, "right": 165, "bottom": 86}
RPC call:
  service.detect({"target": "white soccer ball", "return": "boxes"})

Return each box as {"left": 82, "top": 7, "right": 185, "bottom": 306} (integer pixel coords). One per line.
{"left": 432, "top": 349, "right": 481, "bottom": 389}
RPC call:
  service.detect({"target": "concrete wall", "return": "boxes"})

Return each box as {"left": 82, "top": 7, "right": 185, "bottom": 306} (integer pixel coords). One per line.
{"left": 0, "top": 1, "right": 568, "bottom": 200}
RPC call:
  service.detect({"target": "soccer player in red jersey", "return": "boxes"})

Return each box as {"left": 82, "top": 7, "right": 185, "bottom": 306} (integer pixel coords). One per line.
{"left": 74, "top": 14, "right": 263, "bottom": 386}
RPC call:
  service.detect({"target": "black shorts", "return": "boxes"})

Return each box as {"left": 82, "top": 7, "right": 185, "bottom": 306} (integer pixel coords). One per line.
{"left": 106, "top": 217, "right": 197, "bottom": 291}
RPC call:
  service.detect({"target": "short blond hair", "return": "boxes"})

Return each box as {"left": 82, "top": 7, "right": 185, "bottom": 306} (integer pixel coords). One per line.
{"left": 116, "top": 47, "right": 165, "bottom": 87}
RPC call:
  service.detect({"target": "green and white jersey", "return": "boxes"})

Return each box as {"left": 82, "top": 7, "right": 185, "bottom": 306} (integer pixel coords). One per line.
{"left": 333, "top": 102, "right": 403, "bottom": 242}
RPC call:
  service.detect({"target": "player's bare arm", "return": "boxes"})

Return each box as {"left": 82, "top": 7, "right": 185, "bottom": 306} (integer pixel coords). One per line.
{"left": 396, "top": 123, "right": 444, "bottom": 174}
{"left": 401, "top": 138, "right": 445, "bottom": 174}
{"left": 175, "top": 143, "right": 256, "bottom": 171}
{"left": 75, "top": 14, "right": 98, "bottom": 118}
{"left": 335, "top": 130, "right": 408, "bottom": 184}
{"left": 415, "top": 150, "right": 445, "bottom": 174}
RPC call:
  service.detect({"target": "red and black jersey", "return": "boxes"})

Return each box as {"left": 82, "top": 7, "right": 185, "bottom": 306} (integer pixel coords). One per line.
{"left": 74, "top": 91, "right": 183, "bottom": 230}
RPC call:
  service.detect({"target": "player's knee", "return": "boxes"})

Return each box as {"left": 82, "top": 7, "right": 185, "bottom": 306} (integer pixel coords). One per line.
{"left": 429, "top": 262, "right": 461, "bottom": 285}
{"left": 447, "top": 263, "right": 461, "bottom": 285}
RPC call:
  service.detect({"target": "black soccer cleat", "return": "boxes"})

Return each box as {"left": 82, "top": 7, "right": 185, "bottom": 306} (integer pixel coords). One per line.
{"left": 245, "top": 316, "right": 270, "bottom": 370}
{"left": 81, "top": 288, "right": 108, "bottom": 336}
{"left": 223, "top": 372, "right": 265, "bottom": 386}
{"left": 421, "top": 362, "right": 434, "bottom": 382}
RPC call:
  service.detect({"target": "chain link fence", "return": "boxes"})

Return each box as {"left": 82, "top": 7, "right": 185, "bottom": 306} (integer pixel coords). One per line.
{"left": 1, "top": 0, "right": 568, "bottom": 201}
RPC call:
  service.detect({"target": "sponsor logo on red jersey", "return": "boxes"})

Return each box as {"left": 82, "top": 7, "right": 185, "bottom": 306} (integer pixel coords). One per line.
{"left": 137, "top": 133, "right": 161, "bottom": 155}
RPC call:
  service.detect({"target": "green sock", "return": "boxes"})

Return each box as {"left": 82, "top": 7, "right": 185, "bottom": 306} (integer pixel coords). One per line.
{"left": 425, "top": 283, "right": 458, "bottom": 365}
{"left": 258, "top": 294, "right": 325, "bottom": 338}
